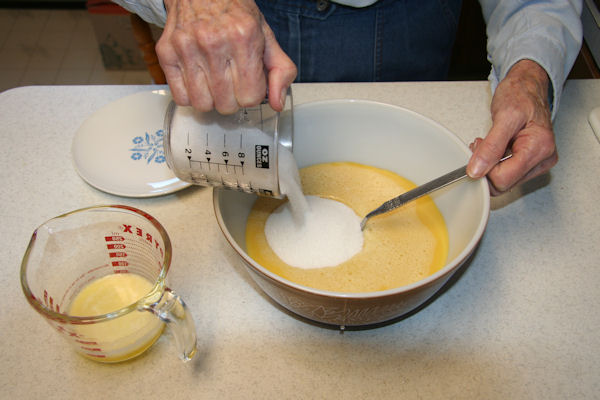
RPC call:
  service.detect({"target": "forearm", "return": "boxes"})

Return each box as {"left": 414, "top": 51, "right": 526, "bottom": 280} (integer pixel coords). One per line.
{"left": 480, "top": 0, "right": 583, "bottom": 119}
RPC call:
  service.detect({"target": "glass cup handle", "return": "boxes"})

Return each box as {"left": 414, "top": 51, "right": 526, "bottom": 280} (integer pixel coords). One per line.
{"left": 143, "top": 288, "right": 198, "bottom": 362}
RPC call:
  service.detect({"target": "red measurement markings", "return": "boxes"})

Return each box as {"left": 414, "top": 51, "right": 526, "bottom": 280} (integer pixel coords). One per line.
{"left": 106, "top": 233, "right": 126, "bottom": 274}
{"left": 105, "top": 235, "right": 125, "bottom": 242}
{"left": 43, "top": 290, "right": 58, "bottom": 312}
{"left": 121, "top": 224, "right": 165, "bottom": 259}
{"left": 111, "top": 261, "right": 128, "bottom": 267}
{"left": 81, "top": 346, "right": 102, "bottom": 352}
{"left": 55, "top": 325, "right": 82, "bottom": 338}
{"left": 107, "top": 235, "right": 129, "bottom": 273}
{"left": 85, "top": 353, "right": 106, "bottom": 359}
{"left": 76, "top": 339, "right": 97, "bottom": 345}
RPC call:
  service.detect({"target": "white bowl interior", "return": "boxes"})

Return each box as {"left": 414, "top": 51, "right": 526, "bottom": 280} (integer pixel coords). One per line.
{"left": 216, "top": 100, "right": 489, "bottom": 291}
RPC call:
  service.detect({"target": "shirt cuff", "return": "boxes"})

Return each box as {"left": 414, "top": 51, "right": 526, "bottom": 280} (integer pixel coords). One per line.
{"left": 488, "top": 33, "right": 577, "bottom": 121}
{"left": 113, "top": 0, "right": 167, "bottom": 27}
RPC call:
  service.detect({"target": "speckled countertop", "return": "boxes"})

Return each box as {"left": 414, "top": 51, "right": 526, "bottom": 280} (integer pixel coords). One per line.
{"left": 1, "top": 81, "right": 598, "bottom": 399}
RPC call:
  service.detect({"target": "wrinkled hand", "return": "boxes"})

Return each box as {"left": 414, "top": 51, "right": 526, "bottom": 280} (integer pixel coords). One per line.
{"left": 467, "top": 59, "right": 558, "bottom": 195}
{"left": 156, "top": 0, "right": 297, "bottom": 114}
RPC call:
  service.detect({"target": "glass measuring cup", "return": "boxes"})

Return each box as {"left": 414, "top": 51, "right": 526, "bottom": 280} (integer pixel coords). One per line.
{"left": 20, "top": 205, "right": 197, "bottom": 363}
{"left": 164, "top": 90, "right": 293, "bottom": 198}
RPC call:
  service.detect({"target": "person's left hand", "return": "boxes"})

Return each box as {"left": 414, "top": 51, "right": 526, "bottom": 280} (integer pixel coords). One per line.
{"left": 466, "top": 59, "right": 558, "bottom": 195}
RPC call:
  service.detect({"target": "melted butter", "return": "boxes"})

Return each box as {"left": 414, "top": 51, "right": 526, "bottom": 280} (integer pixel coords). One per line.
{"left": 68, "top": 273, "right": 164, "bottom": 362}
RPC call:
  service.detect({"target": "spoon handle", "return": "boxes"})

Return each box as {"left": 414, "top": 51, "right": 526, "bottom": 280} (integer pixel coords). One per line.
{"left": 360, "top": 154, "right": 512, "bottom": 230}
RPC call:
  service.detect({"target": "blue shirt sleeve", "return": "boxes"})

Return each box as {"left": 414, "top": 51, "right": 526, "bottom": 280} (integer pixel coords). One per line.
{"left": 479, "top": 0, "right": 583, "bottom": 120}
{"left": 110, "top": 0, "right": 378, "bottom": 24}
{"left": 112, "top": 0, "right": 167, "bottom": 27}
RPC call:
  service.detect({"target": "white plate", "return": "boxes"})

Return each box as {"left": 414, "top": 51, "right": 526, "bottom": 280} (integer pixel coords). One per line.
{"left": 588, "top": 106, "right": 600, "bottom": 143}
{"left": 72, "top": 90, "right": 191, "bottom": 197}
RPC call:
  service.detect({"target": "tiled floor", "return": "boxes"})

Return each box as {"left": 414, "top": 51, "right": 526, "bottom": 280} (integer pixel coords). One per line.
{"left": 0, "top": 8, "right": 154, "bottom": 93}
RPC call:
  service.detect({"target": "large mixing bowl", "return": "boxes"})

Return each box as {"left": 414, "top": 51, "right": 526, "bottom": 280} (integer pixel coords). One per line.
{"left": 214, "top": 100, "right": 489, "bottom": 327}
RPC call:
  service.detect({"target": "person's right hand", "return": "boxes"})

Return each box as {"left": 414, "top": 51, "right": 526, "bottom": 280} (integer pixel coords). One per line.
{"left": 156, "top": 0, "right": 297, "bottom": 114}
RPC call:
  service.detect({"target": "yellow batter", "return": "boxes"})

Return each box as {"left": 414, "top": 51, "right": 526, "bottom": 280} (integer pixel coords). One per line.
{"left": 246, "top": 162, "right": 449, "bottom": 293}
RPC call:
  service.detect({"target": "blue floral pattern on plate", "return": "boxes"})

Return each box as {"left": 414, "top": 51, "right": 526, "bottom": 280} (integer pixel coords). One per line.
{"left": 130, "top": 129, "right": 166, "bottom": 164}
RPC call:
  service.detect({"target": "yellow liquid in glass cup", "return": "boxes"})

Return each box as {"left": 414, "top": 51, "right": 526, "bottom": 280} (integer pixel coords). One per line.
{"left": 21, "top": 205, "right": 197, "bottom": 363}
{"left": 68, "top": 274, "right": 164, "bottom": 363}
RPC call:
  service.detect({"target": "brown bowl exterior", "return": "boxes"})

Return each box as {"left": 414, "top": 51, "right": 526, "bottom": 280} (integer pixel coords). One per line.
{"left": 242, "top": 256, "right": 463, "bottom": 327}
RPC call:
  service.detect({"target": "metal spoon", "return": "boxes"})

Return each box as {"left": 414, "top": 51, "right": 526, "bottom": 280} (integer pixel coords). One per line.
{"left": 360, "top": 154, "right": 512, "bottom": 230}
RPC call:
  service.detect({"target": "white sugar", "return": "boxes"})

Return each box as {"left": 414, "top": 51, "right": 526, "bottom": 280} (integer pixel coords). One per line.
{"left": 265, "top": 195, "right": 364, "bottom": 269}
{"left": 277, "top": 145, "right": 309, "bottom": 225}
{"left": 273, "top": 145, "right": 363, "bottom": 269}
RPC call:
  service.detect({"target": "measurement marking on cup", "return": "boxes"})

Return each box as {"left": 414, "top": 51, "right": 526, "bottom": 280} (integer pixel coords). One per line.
{"left": 85, "top": 353, "right": 106, "bottom": 359}
{"left": 76, "top": 339, "right": 98, "bottom": 345}
{"left": 43, "top": 290, "right": 59, "bottom": 312}
{"left": 81, "top": 346, "right": 102, "bottom": 352}
{"left": 188, "top": 158, "right": 245, "bottom": 173}
{"left": 222, "top": 151, "right": 230, "bottom": 173}
{"left": 112, "top": 261, "right": 128, "bottom": 267}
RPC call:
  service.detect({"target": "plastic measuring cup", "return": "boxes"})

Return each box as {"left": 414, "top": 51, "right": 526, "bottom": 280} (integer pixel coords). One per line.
{"left": 164, "top": 90, "right": 293, "bottom": 198}
{"left": 20, "top": 205, "right": 197, "bottom": 363}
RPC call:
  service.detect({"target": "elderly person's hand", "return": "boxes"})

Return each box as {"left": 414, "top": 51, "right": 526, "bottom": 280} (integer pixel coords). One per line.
{"left": 467, "top": 59, "right": 557, "bottom": 195}
{"left": 156, "top": 0, "right": 297, "bottom": 114}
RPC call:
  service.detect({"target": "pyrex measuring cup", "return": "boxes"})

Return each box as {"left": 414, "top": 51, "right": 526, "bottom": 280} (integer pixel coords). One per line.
{"left": 20, "top": 205, "right": 197, "bottom": 363}
{"left": 164, "top": 90, "right": 293, "bottom": 198}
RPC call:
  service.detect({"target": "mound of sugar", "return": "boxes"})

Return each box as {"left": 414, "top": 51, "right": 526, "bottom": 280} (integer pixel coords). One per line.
{"left": 264, "top": 195, "right": 364, "bottom": 269}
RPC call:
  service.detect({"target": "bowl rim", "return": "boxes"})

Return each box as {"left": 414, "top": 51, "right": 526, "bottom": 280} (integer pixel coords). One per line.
{"left": 213, "top": 99, "right": 490, "bottom": 300}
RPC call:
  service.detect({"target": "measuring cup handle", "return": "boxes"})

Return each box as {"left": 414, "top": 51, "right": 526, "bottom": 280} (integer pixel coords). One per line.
{"left": 143, "top": 288, "right": 198, "bottom": 362}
